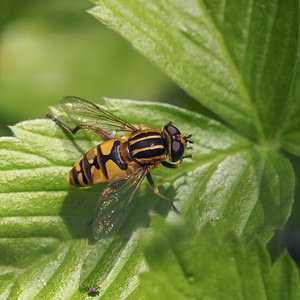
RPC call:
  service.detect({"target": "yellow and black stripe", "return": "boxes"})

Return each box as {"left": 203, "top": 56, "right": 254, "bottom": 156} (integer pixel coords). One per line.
{"left": 69, "top": 139, "right": 128, "bottom": 187}
{"left": 128, "top": 130, "right": 166, "bottom": 164}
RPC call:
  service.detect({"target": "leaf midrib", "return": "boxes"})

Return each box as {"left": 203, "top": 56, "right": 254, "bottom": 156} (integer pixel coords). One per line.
{"left": 98, "top": 0, "right": 262, "bottom": 137}
{"left": 199, "top": 0, "right": 264, "bottom": 141}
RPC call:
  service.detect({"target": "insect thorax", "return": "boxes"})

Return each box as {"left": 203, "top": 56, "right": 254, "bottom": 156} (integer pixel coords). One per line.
{"left": 127, "top": 130, "right": 167, "bottom": 164}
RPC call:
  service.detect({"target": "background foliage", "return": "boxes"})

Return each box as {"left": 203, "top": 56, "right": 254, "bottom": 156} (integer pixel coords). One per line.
{"left": 0, "top": 0, "right": 300, "bottom": 299}
{"left": 0, "top": 0, "right": 187, "bottom": 137}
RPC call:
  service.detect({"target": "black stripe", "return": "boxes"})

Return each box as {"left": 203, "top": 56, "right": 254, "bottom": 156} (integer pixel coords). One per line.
{"left": 130, "top": 138, "right": 164, "bottom": 151}
{"left": 83, "top": 155, "right": 92, "bottom": 183}
{"left": 71, "top": 168, "right": 80, "bottom": 186}
{"left": 97, "top": 145, "right": 109, "bottom": 179}
{"left": 93, "top": 155, "right": 100, "bottom": 169}
{"left": 130, "top": 131, "right": 161, "bottom": 141}
{"left": 109, "top": 140, "right": 128, "bottom": 170}
{"left": 133, "top": 147, "right": 165, "bottom": 159}
{"left": 79, "top": 159, "right": 88, "bottom": 185}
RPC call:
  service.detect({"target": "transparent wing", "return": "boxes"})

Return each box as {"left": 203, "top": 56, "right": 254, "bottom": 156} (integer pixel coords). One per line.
{"left": 60, "top": 96, "right": 138, "bottom": 135}
{"left": 93, "top": 167, "right": 148, "bottom": 240}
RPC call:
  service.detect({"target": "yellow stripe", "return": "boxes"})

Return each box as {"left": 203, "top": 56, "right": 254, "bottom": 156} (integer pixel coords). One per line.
{"left": 138, "top": 155, "right": 164, "bottom": 161}
{"left": 131, "top": 145, "right": 164, "bottom": 156}
{"left": 129, "top": 135, "right": 161, "bottom": 145}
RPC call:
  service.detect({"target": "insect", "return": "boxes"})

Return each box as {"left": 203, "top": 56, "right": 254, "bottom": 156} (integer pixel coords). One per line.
{"left": 81, "top": 284, "right": 101, "bottom": 294}
{"left": 46, "top": 96, "right": 192, "bottom": 239}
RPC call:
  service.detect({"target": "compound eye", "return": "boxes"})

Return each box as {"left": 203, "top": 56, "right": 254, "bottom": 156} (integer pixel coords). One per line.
{"left": 165, "top": 125, "right": 181, "bottom": 136}
{"left": 171, "top": 140, "right": 184, "bottom": 162}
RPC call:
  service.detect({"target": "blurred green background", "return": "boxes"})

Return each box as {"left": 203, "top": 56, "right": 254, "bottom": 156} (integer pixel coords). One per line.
{"left": 1, "top": 0, "right": 300, "bottom": 269}
{"left": 0, "top": 0, "right": 192, "bottom": 137}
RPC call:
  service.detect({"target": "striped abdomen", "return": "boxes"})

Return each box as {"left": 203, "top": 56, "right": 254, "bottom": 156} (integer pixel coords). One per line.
{"left": 69, "top": 139, "right": 128, "bottom": 187}
{"left": 128, "top": 130, "right": 166, "bottom": 164}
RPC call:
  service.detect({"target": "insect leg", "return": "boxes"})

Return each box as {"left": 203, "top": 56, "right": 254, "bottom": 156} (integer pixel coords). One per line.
{"left": 74, "top": 125, "right": 113, "bottom": 140}
{"left": 146, "top": 172, "right": 179, "bottom": 213}
{"left": 45, "top": 113, "right": 112, "bottom": 140}
{"left": 81, "top": 284, "right": 101, "bottom": 294}
{"left": 162, "top": 155, "right": 192, "bottom": 169}
{"left": 146, "top": 172, "right": 168, "bottom": 200}
{"left": 45, "top": 113, "right": 77, "bottom": 134}
{"left": 162, "top": 160, "right": 183, "bottom": 169}
{"left": 138, "top": 124, "right": 160, "bottom": 130}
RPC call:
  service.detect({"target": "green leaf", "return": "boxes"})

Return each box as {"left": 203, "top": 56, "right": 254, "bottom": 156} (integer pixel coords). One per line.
{"left": 0, "top": 0, "right": 181, "bottom": 137}
{"left": 280, "top": 49, "right": 300, "bottom": 157}
{"left": 140, "top": 215, "right": 300, "bottom": 300}
{"left": 90, "top": 0, "right": 299, "bottom": 142}
{"left": 281, "top": 119, "right": 300, "bottom": 157}
{"left": 0, "top": 99, "right": 294, "bottom": 298}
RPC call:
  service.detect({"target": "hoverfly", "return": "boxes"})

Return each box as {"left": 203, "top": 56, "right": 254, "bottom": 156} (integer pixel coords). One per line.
{"left": 46, "top": 96, "right": 193, "bottom": 239}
